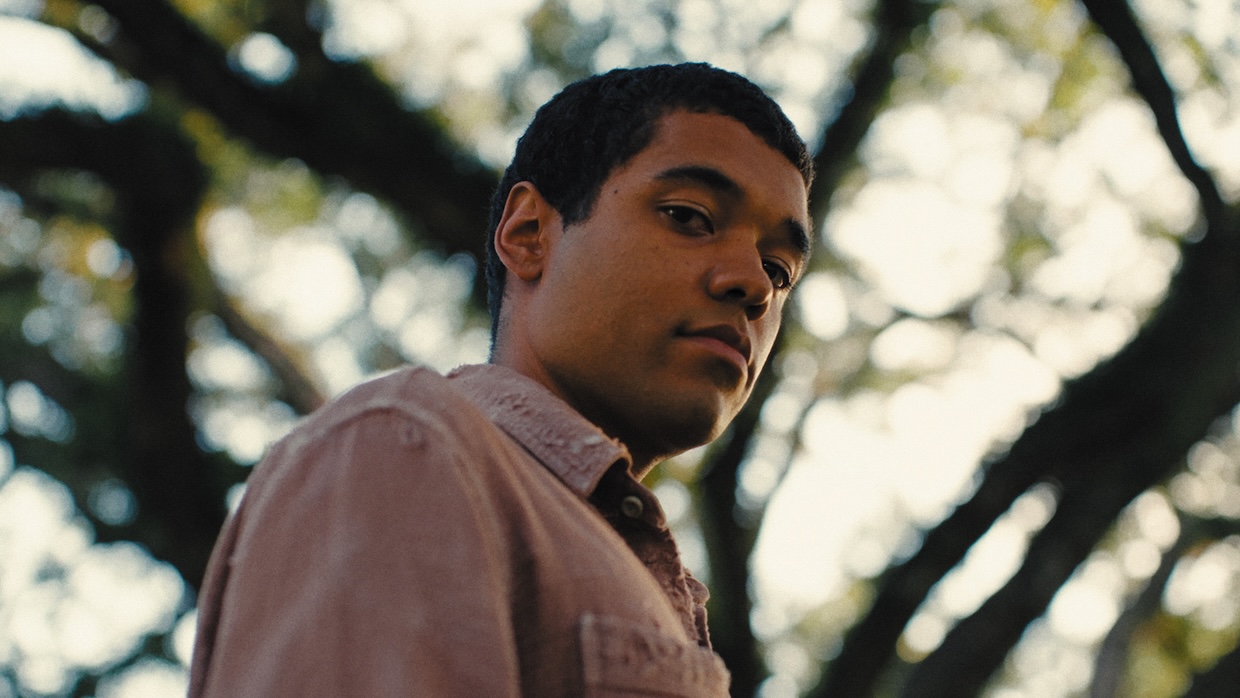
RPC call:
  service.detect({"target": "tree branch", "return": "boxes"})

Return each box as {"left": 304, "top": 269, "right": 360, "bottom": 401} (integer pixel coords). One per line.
{"left": 212, "top": 289, "right": 327, "bottom": 416}
{"left": 816, "top": 0, "right": 1240, "bottom": 693}
{"left": 901, "top": 0, "right": 1240, "bottom": 685}
{"left": 1090, "top": 531, "right": 1190, "bottom": 698}
{"left": 1078, "top": 0, "right": 1226, "bottom": 226}
{"left": 807, "top": 0, "right": 938, "bottom": 224}
{"left": 0, "top": 109, "right": 239, "bottom": 589}
{"left": 1091, "top": 515, "right": 1240, "bottom": 698}
{"left": 61, "top": 0, "right": 498, "bottom": 262}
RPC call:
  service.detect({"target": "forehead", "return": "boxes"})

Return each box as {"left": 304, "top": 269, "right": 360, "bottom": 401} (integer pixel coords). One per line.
{"left": 611, "top": 111, "right": 810, "bottom": 226}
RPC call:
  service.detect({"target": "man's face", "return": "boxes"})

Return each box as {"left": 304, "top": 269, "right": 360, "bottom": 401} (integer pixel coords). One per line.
{"left": 518, "top": 110, "right": 811, "bottom": 471}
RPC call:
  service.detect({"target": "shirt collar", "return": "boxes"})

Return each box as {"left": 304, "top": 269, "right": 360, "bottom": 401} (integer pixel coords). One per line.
{"left": 447, "top": 364, "right": 631, "bottom": 497}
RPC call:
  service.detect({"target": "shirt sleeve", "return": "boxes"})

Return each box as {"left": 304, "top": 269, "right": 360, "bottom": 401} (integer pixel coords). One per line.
{"left": 190, "top": 407, "right": 521, "bottom": 697}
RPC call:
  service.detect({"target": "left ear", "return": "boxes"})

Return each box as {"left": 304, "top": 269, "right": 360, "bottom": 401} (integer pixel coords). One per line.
{"left": 493, "top": 181, "right": 561, "bottom": 284}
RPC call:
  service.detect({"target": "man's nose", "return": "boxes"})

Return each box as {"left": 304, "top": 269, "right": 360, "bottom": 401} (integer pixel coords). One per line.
{"left": 706, "top": 244, "right": 773, "bottom": 320}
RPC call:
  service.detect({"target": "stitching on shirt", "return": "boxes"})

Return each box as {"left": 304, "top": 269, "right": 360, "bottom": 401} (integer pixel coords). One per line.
{"left": 451, "top": 367, "right": 630, "bottom": 495}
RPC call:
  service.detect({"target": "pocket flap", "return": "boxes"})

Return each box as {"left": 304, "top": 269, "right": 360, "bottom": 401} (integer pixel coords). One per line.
{"left": 579, "top": 614, "right": 729, "bottom": 696}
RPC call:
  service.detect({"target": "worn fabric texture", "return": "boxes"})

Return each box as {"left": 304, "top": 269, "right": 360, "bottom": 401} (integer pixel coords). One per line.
{"left": 188, "top": 363, "right": 729, "bottom": 697}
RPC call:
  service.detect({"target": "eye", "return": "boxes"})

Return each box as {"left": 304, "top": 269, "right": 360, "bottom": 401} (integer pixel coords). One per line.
{"left": 661, "top": 205, "right": 713, "bottom": 235}
{"left": 763, "top": 260, "right": 793, "bottom": 290}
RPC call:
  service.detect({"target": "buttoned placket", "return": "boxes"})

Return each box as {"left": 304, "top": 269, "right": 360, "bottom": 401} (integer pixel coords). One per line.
{"left": 590, "top": 463, "right": 709, "bottom": 647}
{"left": 447, "top": 365, "right": 715, "bottom": 649}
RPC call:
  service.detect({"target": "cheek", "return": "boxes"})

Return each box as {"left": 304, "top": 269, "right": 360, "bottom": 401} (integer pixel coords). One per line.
{"left": 609, "top": 251, "right": 683, "bottom": 305}
{"left": 753, "top": 316, "right": 784, "bottom": 362}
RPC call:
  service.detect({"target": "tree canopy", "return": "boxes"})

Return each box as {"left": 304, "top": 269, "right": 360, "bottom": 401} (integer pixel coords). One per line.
{"left": 1, "top": 0, "right": 1239, "bottom": 696}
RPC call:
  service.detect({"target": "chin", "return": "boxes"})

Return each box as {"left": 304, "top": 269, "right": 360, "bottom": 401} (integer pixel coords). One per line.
{"left": 643, "top": 396, "right": 735, "bottom": 457}
{"left": 593, "top": 377, "right": 746, "bottom": 463}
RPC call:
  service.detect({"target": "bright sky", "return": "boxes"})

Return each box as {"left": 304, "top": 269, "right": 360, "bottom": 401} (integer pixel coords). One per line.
{"left": 1, "top": 1, "right": 1239, "bottom": 697}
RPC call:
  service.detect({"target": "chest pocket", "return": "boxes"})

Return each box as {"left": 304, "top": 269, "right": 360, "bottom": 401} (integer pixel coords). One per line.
{"left": 579, "top": 614, "right": 730, "bottom": 697}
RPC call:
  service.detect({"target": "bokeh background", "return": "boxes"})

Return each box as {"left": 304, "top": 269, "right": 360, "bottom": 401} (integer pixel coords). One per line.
{"left": 1, "top": 0, "right": 1239, "bottom": 696}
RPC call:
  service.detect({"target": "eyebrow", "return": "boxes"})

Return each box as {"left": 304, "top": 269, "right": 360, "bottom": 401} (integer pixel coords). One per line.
{"left": 654, "top": 165, "right": 812, "bottom": 257}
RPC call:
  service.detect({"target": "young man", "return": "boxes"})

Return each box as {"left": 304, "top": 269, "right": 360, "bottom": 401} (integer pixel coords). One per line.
{"left": 189, "top": 63, "right": 813, "bottom": 697}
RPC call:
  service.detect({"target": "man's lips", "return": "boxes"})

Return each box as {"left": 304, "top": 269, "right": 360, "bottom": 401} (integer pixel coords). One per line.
{"left": 678, "top": 324, "right": 752, "bottom": 374}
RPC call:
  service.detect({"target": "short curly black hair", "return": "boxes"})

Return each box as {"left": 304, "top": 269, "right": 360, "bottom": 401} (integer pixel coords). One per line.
{"left": 485, "top": 62, "right": 814, "bottom": 339}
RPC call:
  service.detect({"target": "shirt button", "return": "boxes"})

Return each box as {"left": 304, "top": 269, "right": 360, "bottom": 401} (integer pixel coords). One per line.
{"left": 620, "top": 495, "right": 645, "bottom": 519}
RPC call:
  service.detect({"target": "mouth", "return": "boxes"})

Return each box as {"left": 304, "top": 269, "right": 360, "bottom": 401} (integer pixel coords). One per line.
{"left": 678, "top": 323, "right": 752, "bottom": 376}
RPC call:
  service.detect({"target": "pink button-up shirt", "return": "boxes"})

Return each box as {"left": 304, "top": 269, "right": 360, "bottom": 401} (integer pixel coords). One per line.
{"left": 189, "top": 364, "right": 729, "bottom": 696}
